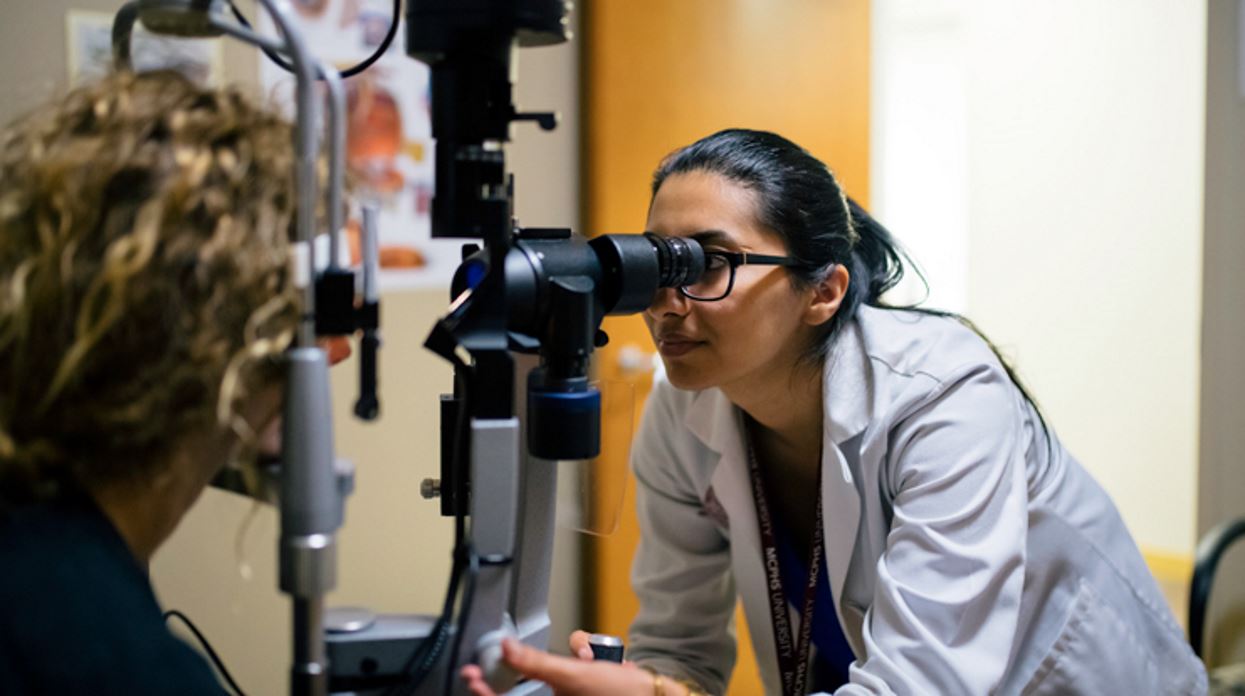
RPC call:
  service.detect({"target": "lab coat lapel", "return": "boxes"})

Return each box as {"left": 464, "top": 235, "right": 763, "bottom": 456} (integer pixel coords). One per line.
{"left": 821, "top": 317, "right": 873, "bottom": 657}
{"left": 685, "top": 388, "right": 782, "bottom": 695}
{"left": 822, "top": 438, "right": 864, "bottom": 656}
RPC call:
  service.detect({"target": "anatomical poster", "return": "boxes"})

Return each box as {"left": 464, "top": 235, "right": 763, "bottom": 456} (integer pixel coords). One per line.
{"left": 259, "top": 0, "right": 461, "bottom": 290}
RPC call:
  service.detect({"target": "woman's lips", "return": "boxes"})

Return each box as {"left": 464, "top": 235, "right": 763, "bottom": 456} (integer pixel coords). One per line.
{"left": 658, "top": 338, "right": 703, "bottom": 357}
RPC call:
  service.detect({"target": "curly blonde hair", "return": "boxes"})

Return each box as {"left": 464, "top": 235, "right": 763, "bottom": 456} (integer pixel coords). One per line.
{"left": 0, "top": 70, "right": 300, "bottom": 502}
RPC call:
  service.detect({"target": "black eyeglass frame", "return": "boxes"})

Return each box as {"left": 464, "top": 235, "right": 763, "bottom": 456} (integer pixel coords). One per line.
{"left": 679, "top": 251, "right": 811, "bottom": 302}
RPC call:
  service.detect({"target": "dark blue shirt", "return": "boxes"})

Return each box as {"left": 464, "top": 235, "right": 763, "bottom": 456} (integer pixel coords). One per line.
{"left": 775, "top": 519, "right": 856, "bottom": 692}
{"left": 0, "top": 491, "right": 226, "bottom": 695}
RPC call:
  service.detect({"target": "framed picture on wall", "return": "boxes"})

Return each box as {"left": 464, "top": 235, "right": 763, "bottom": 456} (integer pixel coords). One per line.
{"left": 65, "top": 10, "right": 225, "bottom": 87}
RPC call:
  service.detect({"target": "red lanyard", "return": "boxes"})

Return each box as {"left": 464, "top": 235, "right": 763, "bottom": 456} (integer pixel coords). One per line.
{"left": 747, "top": 442, "right": 824, "bottom": 696}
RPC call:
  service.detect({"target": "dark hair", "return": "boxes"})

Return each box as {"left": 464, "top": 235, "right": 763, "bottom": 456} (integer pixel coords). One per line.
{"left": 651, "top": 129, "right": 907, "bottom": 357}
{"left": 651, "top": 128, "right": 1048, "bottom": 432}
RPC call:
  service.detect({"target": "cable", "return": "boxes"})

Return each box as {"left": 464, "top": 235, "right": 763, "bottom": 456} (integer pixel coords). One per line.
{"left": 163, "top": 609, "right": 247, "bottom": 696}
{"left": 384, "top": 539, "right": 463, "bottom": 696}
{"left": 228, "top": 0, "right": 400, "bottom": 78}
{"left": 438, "top": 548, "right": 513, "bottom": 695}
{"left": 443, "top": 544, "right": 481, "bottom": 696}
{"left": 382, "top": 572, "right": 455, "bottom": 696}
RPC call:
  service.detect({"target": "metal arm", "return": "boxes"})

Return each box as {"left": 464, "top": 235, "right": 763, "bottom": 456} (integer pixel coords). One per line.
{"left": 1189, "top": 517, "right": 1245, "bottom": 659}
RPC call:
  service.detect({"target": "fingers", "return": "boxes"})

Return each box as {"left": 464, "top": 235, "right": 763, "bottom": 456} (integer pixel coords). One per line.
{"left": 493, "top": 639, "right": 653, "bottom": 696}
{"left": 502, "top": 638, "right": 590, "bottom": 687}
{"left": 503, "top": 639, "right": 572, "bottom": 677}
{"left": 568, "top": 630, "right": 594, "bottom": 660}
{"left": 461, "top": 644, "right": 581, "bottom": 696}
{"left": 460, "top": 665, "right": 498, "bottom": 696}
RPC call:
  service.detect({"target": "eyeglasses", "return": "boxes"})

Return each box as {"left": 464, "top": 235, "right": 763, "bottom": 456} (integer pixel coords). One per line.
{"left": 679, "top": 251, "right": 809, "bottom": 302}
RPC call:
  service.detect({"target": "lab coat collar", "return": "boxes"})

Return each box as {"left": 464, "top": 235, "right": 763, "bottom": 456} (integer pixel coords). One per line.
{"left": 820, "top": 319, "right": 867, "bottom": 655}
{"left": 822, "top": 315, "right": 872, "bottom": 445}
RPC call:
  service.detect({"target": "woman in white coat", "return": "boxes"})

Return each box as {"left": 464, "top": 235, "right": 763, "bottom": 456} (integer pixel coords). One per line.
{"left": 464, "top": 129, "right": 1206, "bottom": 695}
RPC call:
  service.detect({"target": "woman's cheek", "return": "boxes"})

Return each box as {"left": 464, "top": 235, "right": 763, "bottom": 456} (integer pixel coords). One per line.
{"left": 258, "top": 413, "right": 283, "bottom": 457}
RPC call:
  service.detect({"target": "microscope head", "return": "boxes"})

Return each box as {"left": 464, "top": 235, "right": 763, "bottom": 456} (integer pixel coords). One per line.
{"left": 134, "top": 0, "right": 230, "bottom": 37}
{"left": 406, "top": 0, "right": 571, "bottom": 242}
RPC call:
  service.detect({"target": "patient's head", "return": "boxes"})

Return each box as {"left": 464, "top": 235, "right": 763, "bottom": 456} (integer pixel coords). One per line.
{"left": 0, "top": 70, "right": 299, "bottom": 506}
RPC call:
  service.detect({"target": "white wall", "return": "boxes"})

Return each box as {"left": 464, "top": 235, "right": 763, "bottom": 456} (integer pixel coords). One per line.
{"left": 873, "top": 0, "right": 1207, "bottom": 555}
{"left": 871, "top": 0, "right": 970, "bottom": 311}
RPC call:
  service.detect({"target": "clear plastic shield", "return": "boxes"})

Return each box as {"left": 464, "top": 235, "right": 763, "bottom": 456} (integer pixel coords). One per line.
{"left": 554, "top": 379, "right": 635, "bottom": 537}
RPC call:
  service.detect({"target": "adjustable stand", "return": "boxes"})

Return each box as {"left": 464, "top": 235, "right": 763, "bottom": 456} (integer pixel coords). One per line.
{"left": 323, "top": 350, "right": 556, "bottom": 696}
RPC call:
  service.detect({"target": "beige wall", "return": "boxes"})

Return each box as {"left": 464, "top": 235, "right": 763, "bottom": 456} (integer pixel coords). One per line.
{"left": 1199, "top": 0, "right": 1245, "bottom": 666}
{"left": 0, "top": 2, "right": 581, "bottom": 693}
{"left": 0, "top": 0, "right": 262, "bottom": 118}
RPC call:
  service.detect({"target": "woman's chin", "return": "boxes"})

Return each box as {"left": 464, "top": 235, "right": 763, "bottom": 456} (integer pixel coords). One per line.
{"left": 661, "top": 363, "right": 714, "bottom": 392}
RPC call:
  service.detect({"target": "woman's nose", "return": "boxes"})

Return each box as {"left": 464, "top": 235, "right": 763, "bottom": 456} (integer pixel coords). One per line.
{"left": 646, "top": 286, "right": 689, "bottom": 318}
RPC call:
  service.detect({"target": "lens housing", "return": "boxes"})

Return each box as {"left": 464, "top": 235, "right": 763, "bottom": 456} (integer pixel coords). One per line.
{"left": 587, "top": 233, "right": 704, "bottom": 315}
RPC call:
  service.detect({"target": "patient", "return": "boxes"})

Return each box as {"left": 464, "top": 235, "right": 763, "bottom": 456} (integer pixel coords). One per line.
{"left": 0, "top": 70, "right": 306, "bottom": 693}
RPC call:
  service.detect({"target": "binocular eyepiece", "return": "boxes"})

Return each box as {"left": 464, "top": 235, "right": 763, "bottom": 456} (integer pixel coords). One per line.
{"left": 453, "top": 230, "right": 705, "bottom": 332}
{"left": 447, "top": 230, "right": 704, "bottom": 462}
{"left": 583, "top": 231, "right": 705, "bottom": 316}
{"left": 646, "top": 233, "right": 704, "bottom": 291}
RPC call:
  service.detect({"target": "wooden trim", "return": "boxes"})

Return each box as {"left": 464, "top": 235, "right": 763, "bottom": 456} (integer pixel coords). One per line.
{"left": 1143, "top": 548, "right": 1194, "bottom": 585}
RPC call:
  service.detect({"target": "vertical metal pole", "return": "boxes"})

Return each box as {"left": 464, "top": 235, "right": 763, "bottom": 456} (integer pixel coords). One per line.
{"left": 291, "top": 597, "right": 327, "bottom": 692}
{"left": 279, "top": 346, "right": 339, "bottom": 696}
{"left": 321, "top": 65, "right": 347, "bottom": 268}
{"left": 257, "top": 0, "right": 319, "bottom": 349}
{"left": 254, "top": 3, "right": 334, "bottom": 695}
{"left": 452, "top": 417, "right": 522, "bottom": 696}
{"left": 509, "top": 354, "right": 555, "bottom": 651}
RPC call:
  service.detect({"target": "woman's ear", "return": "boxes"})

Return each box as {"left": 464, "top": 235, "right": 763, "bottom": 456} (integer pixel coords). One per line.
{"left": 804, "top": 264, "right": 850, "bottom": 326}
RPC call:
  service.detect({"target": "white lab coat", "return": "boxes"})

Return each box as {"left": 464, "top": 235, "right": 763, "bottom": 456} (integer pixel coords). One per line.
{"left": 626, "top": 306, "right": 1207, "bottom": 695}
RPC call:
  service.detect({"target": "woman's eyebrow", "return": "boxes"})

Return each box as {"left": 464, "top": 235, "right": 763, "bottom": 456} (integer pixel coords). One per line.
{"left": 689, "top": 229, "right": 735, "bottom": 247}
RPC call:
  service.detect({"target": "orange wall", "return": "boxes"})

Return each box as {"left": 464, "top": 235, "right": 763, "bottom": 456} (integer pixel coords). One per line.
{"left": 582, "top": 1, "right": 871, "bottom": 693}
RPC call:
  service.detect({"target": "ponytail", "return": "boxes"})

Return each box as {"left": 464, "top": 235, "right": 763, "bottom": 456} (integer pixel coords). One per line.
{"left": 845, "top": 198, "right": 906, "bottom": 305}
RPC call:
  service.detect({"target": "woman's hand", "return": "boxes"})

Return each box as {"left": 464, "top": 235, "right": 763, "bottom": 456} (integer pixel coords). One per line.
{"left": 461, "top": 638, "right": 653, "bottom": 696}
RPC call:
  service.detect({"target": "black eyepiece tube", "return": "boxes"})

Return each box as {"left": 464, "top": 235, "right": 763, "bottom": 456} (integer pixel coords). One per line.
{"left": 588, "top": 233, "right": 704, "bottom": 315}
{"left": 646, "top": 233, "right": 703, "bottom": 288}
